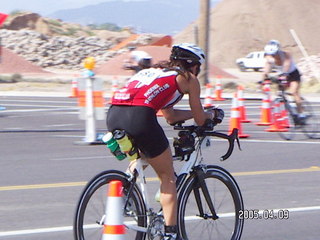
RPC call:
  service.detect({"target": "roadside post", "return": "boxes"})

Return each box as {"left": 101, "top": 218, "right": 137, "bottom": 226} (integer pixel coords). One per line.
{"left": 0, "top": 13, "right": 8, "bottom": 111}
{"left": 0, "top": 13, "right": 9, "bottom": 64}
{"left": 75, "top": 57, "right": 105, "bottom": 145}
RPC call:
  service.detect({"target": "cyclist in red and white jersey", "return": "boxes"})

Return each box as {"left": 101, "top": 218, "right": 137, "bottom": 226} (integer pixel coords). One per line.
{"left": 107, "top": 43, "right": 224, "bottom": 240}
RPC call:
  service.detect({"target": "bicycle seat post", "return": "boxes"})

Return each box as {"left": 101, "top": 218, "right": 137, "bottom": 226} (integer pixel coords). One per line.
{"left": 135, "top": 159, "right": 151, "bottom": 207}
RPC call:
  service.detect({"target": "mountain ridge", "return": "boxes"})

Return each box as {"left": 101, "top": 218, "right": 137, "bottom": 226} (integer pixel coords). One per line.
{"left": 49, "top": 0, "right": 220, "bottom": 34}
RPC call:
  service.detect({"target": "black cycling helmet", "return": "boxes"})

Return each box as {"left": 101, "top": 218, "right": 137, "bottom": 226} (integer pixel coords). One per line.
{"left": 170, "top": 43, "right": 205, "bottom": 66}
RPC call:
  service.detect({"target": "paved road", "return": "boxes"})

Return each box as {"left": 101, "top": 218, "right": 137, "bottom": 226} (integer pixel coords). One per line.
{"left": 0, "top": 96, "right": 319, "bottom": 240}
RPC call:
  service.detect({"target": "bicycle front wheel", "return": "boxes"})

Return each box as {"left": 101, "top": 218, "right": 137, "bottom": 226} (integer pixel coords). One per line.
{"left": 177, "top": 165, "right": 244, "bottom": 240}
{"left": 73, "top": 170, "right": 147, "bottom": 240}
{"left": 301, "top": 99, "right": 320, "bottom": 139}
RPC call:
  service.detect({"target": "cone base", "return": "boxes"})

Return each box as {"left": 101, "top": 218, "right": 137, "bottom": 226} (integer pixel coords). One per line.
{"left": 241, "top": 119, "right": 252, "bottom": 123}
{"left": 239, "top": 134, "right": 250, "bottom": 138}
{"left": 255, "top": 122, "right": 272, "bottom": 126}
{"left": 213, "top": 98, "right": 225, "bottom": 101}
{"left": 68, "top": 93, "right": 78, "bottom": 98}
{"left": 265, "top": 127, "right": 288, "bottom": 132}
{"left": 204, "top": 104, "right": 214, "bottom": 107}
{"left": 156, "top": 110, "right": 163, "bottom": 116}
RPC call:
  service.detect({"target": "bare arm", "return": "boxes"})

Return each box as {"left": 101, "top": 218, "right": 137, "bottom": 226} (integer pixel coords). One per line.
{"left": 282, "top": 52, "right": 292, "bottom": 74}
{"left": 262, "top": 56, "right": 273, "bottom": 79}
{"left": 161, "top": 73, "right": 212, "bottom": 126}
{"left": 161, "top": 108, "right": 193, "bottom": 125}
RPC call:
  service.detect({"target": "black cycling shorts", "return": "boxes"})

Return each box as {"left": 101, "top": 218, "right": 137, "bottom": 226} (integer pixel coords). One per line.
{"left": 287, "top": 69, "right": 301, "bottom": 82}
{"left": 106, "top": 105, "right": 169, "bottom": 158}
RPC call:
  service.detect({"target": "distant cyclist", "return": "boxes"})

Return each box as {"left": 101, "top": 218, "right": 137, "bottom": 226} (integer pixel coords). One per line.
{"left": 123, "top": 50, "right": 152, "bottom": 73}
{"left": 107, "top": 43, "right": 224, "bottom": 240}
{"left": 262, "top": 39, "right": 304, "bottom": 118}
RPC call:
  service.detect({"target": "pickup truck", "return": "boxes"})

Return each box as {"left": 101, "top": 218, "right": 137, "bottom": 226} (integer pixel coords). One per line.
{"left": 236, "top": 51, "right": 266, "bottom": 72}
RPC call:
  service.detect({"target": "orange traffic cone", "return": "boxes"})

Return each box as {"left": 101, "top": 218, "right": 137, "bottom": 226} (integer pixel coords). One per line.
{"left": 279, "top": 101, "right": 290, "bottom": 128}
{"left": 203, "top": 83, "right": 214, "bottom": 107}
{"left": 108, "top": 76, "right": 119, "bottom": 104}
{"left": 255, "top": 81, "right": 272, "bottom": 126}
{"left": 265, "top": 100, "right": 288, "bottom": 132}
{"left": 156, "top": 110, "right": 163, "bottom": 117}
{"left": 69, "top": 78, "right": 79, "bottom": 98}
{"left": 102, "top": 180, "right": 125, "bottom": 240}
{"left": 213, "top": 76, "right": 225, "bottom": 101}
{"left": 111, "top": 76, "right": 119, "bottom": 98}
{"left": 237, "top": 85, "right": 251, "bottom": 123}
{"left": 228, "top": 93, "right": 250, "bottom": 138}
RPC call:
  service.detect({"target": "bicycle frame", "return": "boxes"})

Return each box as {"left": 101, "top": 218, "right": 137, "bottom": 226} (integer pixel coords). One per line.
{"left": 123, "top": 127, "right": 239, "bottom": 234}
{"left": 123, "top": 136, "right": 207, "bottom": 233}
{"left": 274, "top": 80, "right": 302, "bottom": 125}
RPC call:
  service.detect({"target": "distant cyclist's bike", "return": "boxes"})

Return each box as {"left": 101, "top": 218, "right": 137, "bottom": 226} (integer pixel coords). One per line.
{"left": 73, "top": 121, "right": 244, "bottom": 240}
{"left": 264, "top": 76, "right": 319, "bottom": 140}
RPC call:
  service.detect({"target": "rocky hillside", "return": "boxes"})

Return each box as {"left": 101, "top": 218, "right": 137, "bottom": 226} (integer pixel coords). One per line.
{"left": 0, "top": 12, "right": 160, "bottom": 70}
{"left": 2, "top": 12, "right": 125, "bottom": 37}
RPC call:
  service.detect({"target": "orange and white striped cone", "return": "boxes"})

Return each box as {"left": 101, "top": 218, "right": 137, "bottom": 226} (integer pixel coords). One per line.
{"left": 203, "top": 83, "right": 214, "bottom": 107}
{"left": 102, "top": 180, "right": 125, "bottom": 240}
{"left": 237, "top": 85, "right": 251, "bottom": 123}
{"left": 255, "top": 81, "right": 272, "bottom": 126}
{"left": 279, "top": 101, "right": 290, "bottom": 128}
{"left": 108, "top": 76, "right": 119, "bottom": 104}
{"left": 228, "top": 93, "right": 250, "bottom": 138}
{"left": 111, "top": 76, "right": 119, "bottom": 98}
{"left": 265, "top": 100, "right": 288, "bottom": 132}
{"left": 69, "top": 78, "right": 79, "bottom": 98}
{"left": 213, "top": 76, "right": 225, "bottom": 101}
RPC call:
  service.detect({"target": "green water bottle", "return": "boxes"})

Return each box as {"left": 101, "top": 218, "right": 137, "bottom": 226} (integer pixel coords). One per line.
{"left": 113, "top": 130, "right": 139, "bottom": 161}
{"left": 102, "top": 132, "right": 126, "bottom": 161}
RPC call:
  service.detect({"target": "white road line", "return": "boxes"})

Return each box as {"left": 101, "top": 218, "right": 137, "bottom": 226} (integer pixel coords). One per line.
{"left": 43, "top": 124, "right": 76, "bottom": 128}
{"left": 240, "top": 138, "right": 320, "bottom": 144}
{"left": 0, "top": 205, "right": 319, "bottom": 237}
{"left": 0, "top": 99, "right": 75, "bottom": 104}
{"left": 0, "top": 226, "right": 73, "bottom": 237}
{"left": 50, "top": 156, "right": 111, "bottom": 161}
{"left": 2, "top": 103, "right": 75, "bottom": 108}
{"left": 3, "top": 108, "right": 78, "bottom": 113}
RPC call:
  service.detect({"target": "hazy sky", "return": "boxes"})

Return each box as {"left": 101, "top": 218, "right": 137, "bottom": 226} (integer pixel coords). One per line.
{"left": 2, "top": 0, "right": 119, "bottom": 15}
{"left": 2, "top": 0, "right": 220, "bottom": 15}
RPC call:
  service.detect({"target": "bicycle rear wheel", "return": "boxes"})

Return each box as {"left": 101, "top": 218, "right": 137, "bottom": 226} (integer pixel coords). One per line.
{"left": 301, "top": 99, "right": 320, "bottom": 139}
{"left": 278, "top": 99, "right": 297, "bottom": 140}
{"left": 73, "top": 170, "right": 147, "bottom": 240}
{"left": 177, "top": 165, "right": 244, "bottom": 240}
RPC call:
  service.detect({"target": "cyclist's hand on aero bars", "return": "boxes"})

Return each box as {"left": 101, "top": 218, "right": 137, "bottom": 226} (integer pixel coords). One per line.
{"left": 213, "top": 108, "right": 224, "bottom": 124}
{"left": 278, "top": 73, "right": 288, "bottom": 85}
{"left": 205, "top": 107, "right": 224, "bottom": 126}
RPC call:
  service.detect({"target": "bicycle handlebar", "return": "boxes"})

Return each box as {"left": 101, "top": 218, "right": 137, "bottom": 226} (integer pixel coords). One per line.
{"left": 257, "top": 75, "right": 289, "bottom": 92}
{"left": 173, "top": 121, "right": 241, "bottom": 161}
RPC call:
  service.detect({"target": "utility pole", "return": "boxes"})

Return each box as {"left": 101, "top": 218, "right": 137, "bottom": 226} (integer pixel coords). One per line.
{"left": 198, "top": 0, "right": 210, "bottom": 86}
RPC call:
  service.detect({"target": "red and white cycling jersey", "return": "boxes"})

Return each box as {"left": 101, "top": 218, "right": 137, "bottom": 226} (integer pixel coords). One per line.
{"left": 111, "top": 68, "right": 183, "bottom": 111}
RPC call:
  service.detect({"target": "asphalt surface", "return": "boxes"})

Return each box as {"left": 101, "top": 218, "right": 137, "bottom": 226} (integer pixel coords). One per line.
{"left": 0, "top": 95, "right": 320, "bottom": 240}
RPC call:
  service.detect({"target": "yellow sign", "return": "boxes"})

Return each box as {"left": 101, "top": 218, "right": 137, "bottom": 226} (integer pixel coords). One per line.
{"left": 83, "top": 57, "right": 96, "bottom": 70}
